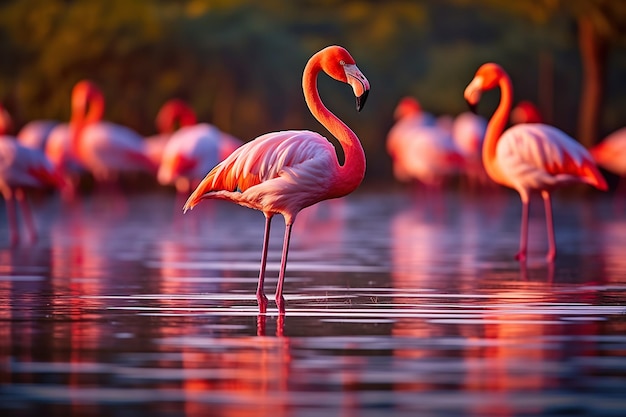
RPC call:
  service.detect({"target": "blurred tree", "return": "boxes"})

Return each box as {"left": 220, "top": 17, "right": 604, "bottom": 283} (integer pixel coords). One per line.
{"left": 455, "top": 0, "right": 626, "bottom": 147}
{"left": 0, "top": 0, "right": 623, "bottom": 183}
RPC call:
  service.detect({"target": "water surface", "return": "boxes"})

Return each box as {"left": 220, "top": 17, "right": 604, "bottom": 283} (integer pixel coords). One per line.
{"left": 0, "top": 189, "right": 625, "bottom": 417}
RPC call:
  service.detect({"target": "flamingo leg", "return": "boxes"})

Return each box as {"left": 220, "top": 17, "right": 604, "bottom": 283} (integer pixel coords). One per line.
{"left": 542, "top": 190, "right": 556, "bottom": 261}
{"left": 16, "top": 188, "right": 37, "bottom": 243}
{"left": 515, "top": 194, "right": 530, "bottom": 261}
{"left": 275, "top": 222, "right": 293, "bottom": 315}
{"left": 2, "top": 188, "right": 19, "bottom": 246}
{"left": 257, "top": 215, "right": 272, "bottom": 313}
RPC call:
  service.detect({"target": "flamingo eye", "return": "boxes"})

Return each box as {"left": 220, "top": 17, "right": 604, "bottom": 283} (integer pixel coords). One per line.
{"left": 339, "top": 60, "right": 345, "bottom": 66}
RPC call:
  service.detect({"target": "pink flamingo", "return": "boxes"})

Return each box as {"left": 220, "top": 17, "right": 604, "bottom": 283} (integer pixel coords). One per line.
{"left": 145, "top": 99, "right": 197, "bottom": 166}
{"left": 464, "top": 63, "right": 607, "bottom": 261}
{"left": 387, "top": 98, "right": 464, "bottom": 187}
{"left": 0, "top": 106, "right": 64, "bottom": 244}
{"left": 451, "top": 111, "right": 491, "bottom": 187}
{"left": 18, "top": 120, "right": 59, "bottom": 151}
{"left": 157, "top": 124, "right": 242, "bottom": 193}
{"left": 183, "top": 46, "right": 370, "bottom": 313}
{"left": 69, "top": 80, "right": 157, "bottom": 184}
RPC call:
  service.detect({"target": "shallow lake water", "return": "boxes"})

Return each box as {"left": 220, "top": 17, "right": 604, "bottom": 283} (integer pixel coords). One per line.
{"left": 0, "top": 188, "right": 625, "bottom": 417}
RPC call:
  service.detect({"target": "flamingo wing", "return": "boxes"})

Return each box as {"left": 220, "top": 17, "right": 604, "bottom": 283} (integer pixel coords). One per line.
{"left": 497, "top": 124, "right": 607, "bottom": 191}
{"left": 184, "top": 130, "right": 337, "bottom": 214}
{"left": 590, "top": 127, "right": 626, "bottom": 175}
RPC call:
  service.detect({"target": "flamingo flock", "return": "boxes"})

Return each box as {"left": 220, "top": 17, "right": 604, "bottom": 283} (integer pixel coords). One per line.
{"left": 1, "top": 44, "right": 618, "bottom": 313}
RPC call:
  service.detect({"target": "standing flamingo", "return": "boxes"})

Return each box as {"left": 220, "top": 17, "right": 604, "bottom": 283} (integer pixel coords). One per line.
{"left": 0, "top": 107, "right": 64, "bottom": 244}
{"left": 157, "top": 123, "right": 242, "bottom": 193}
{"left": 464, "top": 63, "right": 607, "bottom": 261}
{"left": 69, "top": 80, "right": 157, "bottom": 185}
{"left": 387, "top": 98, "right": 463, "bottom": 187}
{"left": 183, "top": 45, "right": 370, "bottom": 313}
{"left": 145, "top": 99, "right": 198, "bottom": 166}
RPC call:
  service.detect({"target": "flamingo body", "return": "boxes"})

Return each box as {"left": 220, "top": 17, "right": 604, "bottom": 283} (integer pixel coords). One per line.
{"left": 77, "top": 121, "right": 155, "bottom": 181}
{"left": 0, "top": 135, "right": 63, "bottom": 244}
{"left": 387, "top": 119, "right": 463, "bottom": 186}
{"left": 494, "top": 123, "right": 606, "bottom": 192}
{"left": 184, "top": 45, "right": 370, "bottom": 313}
{"left": 189, "top": 130, "right": 338, "bottom": 219}
{"left": 158, "top": 123, "right": 242, "bottom": 191}
{"left": 17, "top": 120, "right": 59, "bottom": 150}
{"left": 464, "top": 63, "right": 607, "bottom": 261}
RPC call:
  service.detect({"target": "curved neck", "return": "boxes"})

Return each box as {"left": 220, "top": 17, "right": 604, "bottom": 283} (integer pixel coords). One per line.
{"left": 482, "top": 72, "right": 513, "bottom": 183}
{"left": 70, "top": 89, "right": 105, "bottom": 156}
{"left": 302, "top": 54, "right": 366, "bottom": 197}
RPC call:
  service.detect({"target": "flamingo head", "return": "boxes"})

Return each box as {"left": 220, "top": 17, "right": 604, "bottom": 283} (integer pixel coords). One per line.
{"left": 319, "top": 45, "right": 370, "bottom": 112}
{"left": 156, "top": 99, "right": 197, "bottom": 134}
{"left": 70, "top": 80, "right": 105, "bottom": 126}
{"left": 0, "top": 103, "right": 13, "bottom": 135}
{"left": 511, "top": 100, "right": 543, "bottom": 124}
{"left": 464, "top": 63, "right": 508, "bottom": 113}
{"left": 393, "top": 97, "right": 422, "bottom": 121}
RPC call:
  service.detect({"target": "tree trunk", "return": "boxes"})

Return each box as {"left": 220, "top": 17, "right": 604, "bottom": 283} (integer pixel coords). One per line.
{"left": 577, "top": 15, "right": 608, "bottom": 148}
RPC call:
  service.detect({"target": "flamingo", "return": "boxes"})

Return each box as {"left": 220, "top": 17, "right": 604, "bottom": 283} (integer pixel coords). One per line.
{"left": 387, "top": 98, "right": 464, "bottom": 187}
{"left": 183, "top": 45, "right": 370, "bottom": 313}
{"left": 18, "top": 120, "right": 59, "bottom": 151}
{"left": 145, "top": 99, "right": 198, "bottom": 166}
{"left": 157, "top": 124, "right": 242, "bottom": 193}
{"left": 69, "top": 80, "right": 157, "bottom": 184}
{"left": 464, "top": 63, "right": 607, "bottom": 261}
{"left": 451, "top": 111, "right": 491, "bottom": 187}
{"left": 0, "top": 106, "right": 64, "bottom": 244}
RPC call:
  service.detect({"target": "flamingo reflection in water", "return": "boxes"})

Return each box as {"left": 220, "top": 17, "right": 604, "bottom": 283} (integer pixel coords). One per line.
{"left": 464, "top": 63, "right": 607, "bottom": 262}
{"left": 183, "top": 46, "right": 370, "bottom": 314}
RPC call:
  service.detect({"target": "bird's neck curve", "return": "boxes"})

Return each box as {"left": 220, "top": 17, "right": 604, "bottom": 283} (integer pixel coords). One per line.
{"left": 302, "top": 52, "right": 366, "bottom": 198}
{"left": 70, "top": 90, "right": 105, "bottom": 156}
{"left": 482, "top": 72, "right": 513, "bottom": 184}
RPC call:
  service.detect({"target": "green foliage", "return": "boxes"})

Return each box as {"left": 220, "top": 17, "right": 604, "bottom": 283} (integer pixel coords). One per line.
{"left": 0, "top": 0, "right": 625, "bottom": 181}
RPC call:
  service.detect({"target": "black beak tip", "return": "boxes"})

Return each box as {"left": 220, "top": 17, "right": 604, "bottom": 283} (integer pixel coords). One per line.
{"left": 466, "top": 100, "right": 477, "bottom": 114}
{"left": 356, "top": 90, "right": 369, "bottom": 112}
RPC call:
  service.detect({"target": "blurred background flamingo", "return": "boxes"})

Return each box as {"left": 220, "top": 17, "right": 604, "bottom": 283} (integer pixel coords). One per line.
{"left": 386, "top": 96, "right": 464, "bottom": 190}
{"left": 145, "top": 99, "right": 198, "bottom": 167}
{"left": 68, "top": 80, "right": 157, "bottom": 189}
{"left": 157, "top": 120, "right": 242, "bottom": 194}
{"left": 450, "top": 111, "right": 490, "bottom": 189}
{"left": 464, "top": 63, "right": 607, "bottom": 262}
{"left": 0, "top": 103, "right": 64, "bottom": 245}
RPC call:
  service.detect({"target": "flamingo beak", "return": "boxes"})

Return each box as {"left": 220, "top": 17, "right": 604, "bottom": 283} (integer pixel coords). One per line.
{"left": 356, "top": 90, "right": 369, "bottom": 112}
{"left": 464, "top": 76, "right": 483, "bottom": 114}
{"left": 344, "top": 64, "right": 370, "bottom": 112}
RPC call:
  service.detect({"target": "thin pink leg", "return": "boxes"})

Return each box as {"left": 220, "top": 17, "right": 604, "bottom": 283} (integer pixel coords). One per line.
{"left": 16, "top": 188, "right": 37, "bottom": 244}
{"left": 275, "top": 222, "right": 293, "bottom": 315}
{"left": 515, "top": 194, "right": 530, "bottom": 261}
{"left": 256, "top": 215, "right": 272, "bottom": 313}
{"left": 542, "top": 190, "right": 556, "bottom": 261}
{"left": 2, "top": 188, "right": 19, "bottom": 246}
